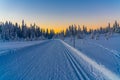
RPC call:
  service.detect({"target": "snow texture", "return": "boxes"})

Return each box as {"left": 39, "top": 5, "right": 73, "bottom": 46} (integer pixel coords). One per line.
{"left": 0, "top": 38, "right": 120, "bottom": 80}
{"left": 65, "top": 34, "right": 120, "bottom": 76}
{"left": 61, "top": 40, "right": 120, "bottom": 80}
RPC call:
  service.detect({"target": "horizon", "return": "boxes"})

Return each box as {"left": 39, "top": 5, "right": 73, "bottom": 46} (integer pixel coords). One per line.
{"left": 0, "top": 20, "right": 119, "bottom": 33}
{"left": 0, "top": 0, "right": 120, "bottom": 32}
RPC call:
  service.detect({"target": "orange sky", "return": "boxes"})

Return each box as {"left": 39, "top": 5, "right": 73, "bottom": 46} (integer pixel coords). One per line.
{"left": 0, "top": 0, "right": 120, "bottom": 33}
{"left": 1, "top": 19, "right": 120, "bottom": 33}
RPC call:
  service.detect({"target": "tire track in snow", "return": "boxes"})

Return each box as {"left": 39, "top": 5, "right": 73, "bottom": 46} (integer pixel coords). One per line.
{"left": 61, "top": 40, "right": 120, "bottom": 80}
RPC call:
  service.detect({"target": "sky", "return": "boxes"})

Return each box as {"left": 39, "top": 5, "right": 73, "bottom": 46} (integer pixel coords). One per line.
{"left": 0, "top": 0, "right": 120, "bottom": 32}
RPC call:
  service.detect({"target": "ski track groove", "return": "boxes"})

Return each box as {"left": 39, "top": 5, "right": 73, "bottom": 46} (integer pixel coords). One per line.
{"left": 64, "top": 46, "right": 90, "bottom": 80}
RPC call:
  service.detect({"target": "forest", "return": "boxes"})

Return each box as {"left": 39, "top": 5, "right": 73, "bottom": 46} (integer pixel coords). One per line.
{"left": 0, "top": 20, "right": 120, "bottom": 41}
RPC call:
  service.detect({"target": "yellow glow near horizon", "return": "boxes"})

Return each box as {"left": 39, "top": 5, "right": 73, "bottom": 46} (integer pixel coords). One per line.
{"left": 1, "top": 19, "right": 119, "bottom": 33}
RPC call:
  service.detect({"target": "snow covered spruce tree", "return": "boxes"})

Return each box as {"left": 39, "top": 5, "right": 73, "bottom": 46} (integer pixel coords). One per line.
{"left": 68, "top": 25, "right": 77, "bottom": 47}
{"left": 77, "top": 25, "right": 84, "bottom": 39}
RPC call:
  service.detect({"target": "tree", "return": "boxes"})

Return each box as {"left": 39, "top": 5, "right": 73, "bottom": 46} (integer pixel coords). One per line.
{"left": 21, "top": 20, "right": 28, "bottom": 39}
{"left": 48, "top": 29, "right": 55, "bottom": 39}
{"left": 45, "top": 28, "right": 49, "bottom": 39}
{"left": 68, "top": 25, "right": 77, "bottom": 47}
{"left": 77, "top": 25, "right": 84, "bottom": 39}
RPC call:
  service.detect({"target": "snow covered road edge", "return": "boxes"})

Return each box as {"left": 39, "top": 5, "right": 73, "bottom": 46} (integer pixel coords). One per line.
{"left": 60, "top": 40, "right": 120, "bottom": 80}
{"left": 0, "top": 40, "right": 48, "bottom": 56}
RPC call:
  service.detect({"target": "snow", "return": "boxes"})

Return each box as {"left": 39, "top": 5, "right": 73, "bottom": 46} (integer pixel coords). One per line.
{"left": 0, "top": 40, "right": 47, "bottom": 57}
{"left": 61, "top": 40, "right": 120, "bottom": 80}
{"left": 0, "top": 36, "right": 120, "bottom": 79}
{"left": 0, "top": 40, "right": 93, "bottom": 80}
{"left": 0, "top": 41, "right": 46, "bottom": 50}
{"left": 65, "top": 34, "right": 120, "bottom": 76}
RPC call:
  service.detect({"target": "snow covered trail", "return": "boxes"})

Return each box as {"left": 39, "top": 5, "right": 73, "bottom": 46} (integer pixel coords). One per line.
{"left": 0, "top": 40, "right": 89, "bottom": 80}
{"left": 0, "top": 40, "right": 119, "bottom": 80}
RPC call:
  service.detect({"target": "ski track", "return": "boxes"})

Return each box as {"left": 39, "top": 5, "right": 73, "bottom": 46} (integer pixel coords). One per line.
{"left": 0, "top": 40, "right": 120, "bottom": 80}
{"left": 61, "top": 40, "right": 120, "bottom": 80}
{"left": 64, "top": 47, "right": 90, "bottom": 80}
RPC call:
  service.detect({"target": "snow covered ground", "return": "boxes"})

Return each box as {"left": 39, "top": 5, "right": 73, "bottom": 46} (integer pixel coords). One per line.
{"left": 0, "top": 37, "right": 120, "bottom": 80}
{"left": 65, "top": 34, "right": 120, "bottom": 77}
{"left": 0, "top": 40, "right": 46, "bottom": 50}
{"left": 0, "top": 40, "right": 46, "bottom": 56}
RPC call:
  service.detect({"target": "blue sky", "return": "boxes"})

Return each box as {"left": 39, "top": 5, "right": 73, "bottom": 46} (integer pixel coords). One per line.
{"left": 0, "top": 0, "right": 120, "bottom": 31}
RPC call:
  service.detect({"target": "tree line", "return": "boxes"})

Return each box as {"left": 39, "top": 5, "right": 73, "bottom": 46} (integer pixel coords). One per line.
{"left": 0, "top": 20, "right": 55, "bottom": 41}
{"left": 0, "top": 20, "right": 120, "bottom": 41}
{"left": 62, "top": 21, "right": 120, "bottom": 40}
